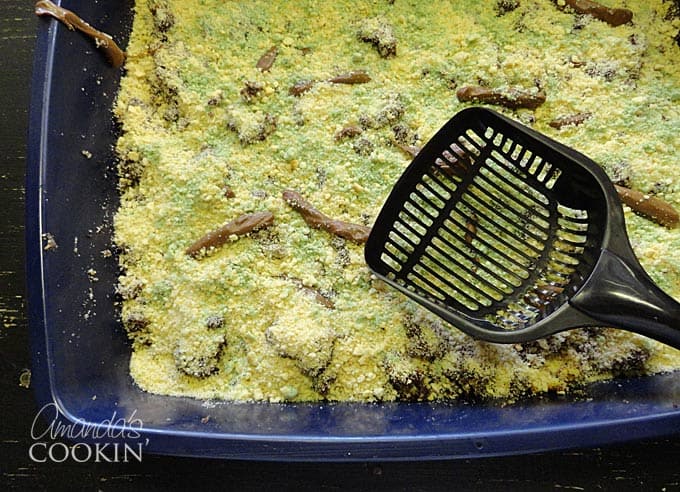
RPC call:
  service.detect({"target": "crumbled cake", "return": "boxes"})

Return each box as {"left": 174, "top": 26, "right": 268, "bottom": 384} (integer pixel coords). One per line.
{"left": 114, "top": 0, "right": 680, "bottom": 402}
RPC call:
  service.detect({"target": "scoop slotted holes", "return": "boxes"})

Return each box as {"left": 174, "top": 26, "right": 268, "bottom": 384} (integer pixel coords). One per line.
{"left": 367, "top": 107, "right": 680, "bottom": 347}
{"left": 378, "top": 120, "right": 591, "bottom": 331}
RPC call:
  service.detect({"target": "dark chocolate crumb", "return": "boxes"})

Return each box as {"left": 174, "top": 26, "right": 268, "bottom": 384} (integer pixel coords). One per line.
{"left": 352, "top": 137, "right": 375, "bottom": 156}
{"left": 495, "top": 0, "right": 520, "bottom": 16}
{"left": 205, "top": 316, "right": 224, "bottom": 330}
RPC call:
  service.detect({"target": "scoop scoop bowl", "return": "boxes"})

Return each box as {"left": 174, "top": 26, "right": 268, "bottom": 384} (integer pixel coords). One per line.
{"left": 365, "top": 107, "right": 680, "bottom": 348}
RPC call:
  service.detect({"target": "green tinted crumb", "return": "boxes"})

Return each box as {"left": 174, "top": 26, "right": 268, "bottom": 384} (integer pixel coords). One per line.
{"left": 115, "top": 0, "right": 680, "bottom": 403}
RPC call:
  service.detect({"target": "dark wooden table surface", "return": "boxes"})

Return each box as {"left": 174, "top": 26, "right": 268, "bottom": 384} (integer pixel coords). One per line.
{"left": 3, "top": 2, "right": 680, "bottom": 490}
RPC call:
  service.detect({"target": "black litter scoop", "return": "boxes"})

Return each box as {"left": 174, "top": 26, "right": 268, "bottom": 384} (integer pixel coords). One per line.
{"left": 365, "top": 107, "right": 680, "bottom": 348}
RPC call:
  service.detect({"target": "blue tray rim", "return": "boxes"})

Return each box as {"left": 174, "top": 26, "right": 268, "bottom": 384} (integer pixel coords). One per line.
{"left": 25, "top": 2, "right": 680, "bottom": 462}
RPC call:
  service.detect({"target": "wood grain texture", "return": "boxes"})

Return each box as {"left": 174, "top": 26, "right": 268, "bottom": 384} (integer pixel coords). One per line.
{"left": 2, "top": 1, "right": 680, "bottom": 489}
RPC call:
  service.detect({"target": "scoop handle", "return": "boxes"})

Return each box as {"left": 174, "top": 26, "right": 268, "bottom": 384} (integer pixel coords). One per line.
{"left": 570, "top": 249, "right": 680, "bottom": 349}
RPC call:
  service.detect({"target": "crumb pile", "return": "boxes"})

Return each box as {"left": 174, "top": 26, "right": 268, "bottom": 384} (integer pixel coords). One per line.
{"left": 114, "top": 0, "right": 680, "bottom": 402}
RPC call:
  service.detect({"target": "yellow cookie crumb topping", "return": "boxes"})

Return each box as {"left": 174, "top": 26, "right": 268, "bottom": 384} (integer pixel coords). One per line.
{"left": 114, "top": 0, "right": 680, "bottom": 402}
